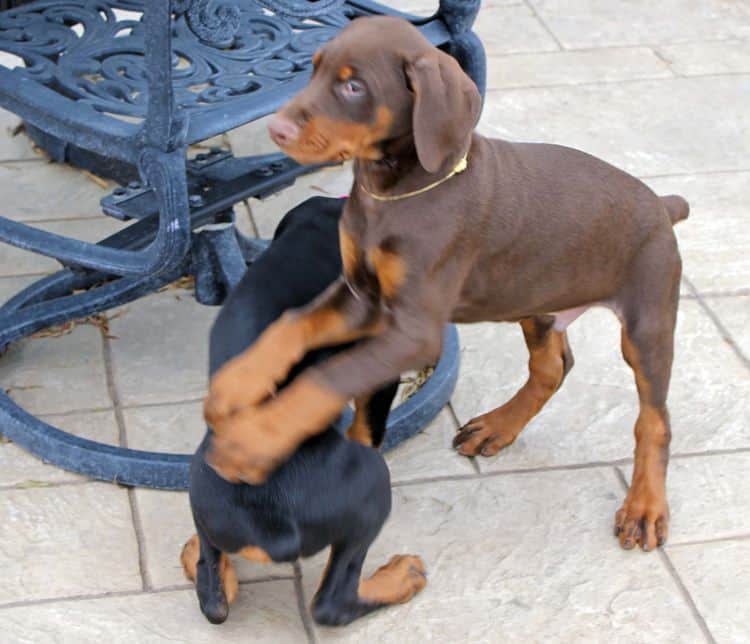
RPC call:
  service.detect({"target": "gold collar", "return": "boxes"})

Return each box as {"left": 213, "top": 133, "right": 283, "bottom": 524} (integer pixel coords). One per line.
{"left": 359, "top": 154, "right": 469, "bottom": 202}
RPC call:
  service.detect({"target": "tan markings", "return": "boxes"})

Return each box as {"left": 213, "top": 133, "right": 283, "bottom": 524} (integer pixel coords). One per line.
{"left": 220, "top": 554, "right": 239, "bottom": 604}
{"left": 367, "top": 246, "right": 406, "bottom": 299}
{"left": 312, "top": 50, "right": 321, "bottom": 68}
{"left": 204, "top": 313, "right": 307, "bottom": 427}
{"left": 358, "top": 555, "right": 427, "bottom": 605}
{"left": 339, "top": 228, "right": 358, "bottom": 278}
{"left": 237, "top": 545, "right": 272, "bottom": 563}
{"left": 207, "top": 375, "right": 347, "bottom": 484}
{"left": 180, "top": 534, "right": 200, "bottom": 582}
{"left": 454, "top": 319, "right": 569, "bottom": 457}
{"left": 180, "top": 534, "right": 239, "bottom": 604}
{"left": 346, "top": 394, "right": 373, "bottom": 446}
{"left": 279, "top": 106, "right": 393, "bottom": 164}
{"left": 621, "top": 332, "right": 652, "bottom": 402}
{"left": 337, "top": 65, "right": 353, "bottom": 80}
{"left": 614, "top": 324, "right": 671, "bottom": 551}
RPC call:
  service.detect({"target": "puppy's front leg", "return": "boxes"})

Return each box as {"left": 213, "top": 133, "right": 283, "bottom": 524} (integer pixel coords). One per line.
{"left": 204, "top": 276, "right": 381, "bottom": 427}
{"left": 207, "top": 320, "right": 442, "bottom": 484}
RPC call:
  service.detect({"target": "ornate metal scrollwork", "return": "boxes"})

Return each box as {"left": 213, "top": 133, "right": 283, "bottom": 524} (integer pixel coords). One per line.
{"left": 0, "top": 0, "right": 361, "bottom": 120}
{"left": 175, "top": 0, "right": 242, "bottom": 48}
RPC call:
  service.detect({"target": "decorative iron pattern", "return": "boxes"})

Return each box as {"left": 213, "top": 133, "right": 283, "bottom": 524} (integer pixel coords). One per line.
{"left": 0, "top": 0, "right": 382, "bottom": 121}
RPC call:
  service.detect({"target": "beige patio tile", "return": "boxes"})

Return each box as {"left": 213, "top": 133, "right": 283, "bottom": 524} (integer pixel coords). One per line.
{"left": 384, "top": 407, "right": 474, "bottom": 484}
{"left": 528, "top": 0, "right": 750, "bottom": 48}
{"left": 648, "top": 172, "right": 750, "bottom": 294}
{"left": 0, "top": 482, "right": 140, "bottom": 605}
{"left": 134, "top": 488, "right": 294, "bottom": 589}
{"left": 451, "top": 301, "right": 750, "bottom": 472}
{"left": 702, "top": 295, "right": 750, "bottom": 360}
{"left": 657, "top": 39, "right": 750, "bottom": 76}
{"left": 480, "top": 76, "right": 750, "bottom": 178}
{"left": 302, "top": 468, "right": 704, "bottom": 642}
{"left": 668, "top": 540, "right": 750, "bottom": 644}
{"left": 0, "top": 581, "right": 307, "bottom": 644}
{"left": 108, "top": 289, "right": 218, "bottom": 407}
{"left": 0, "top": 410, "right": 116, "bottom": 487}
{"left": 0, "top": 161, "right": 114, "bottom": 222}
{"left": 123, "top": 401, "right": 204, "bottom": 455}
{"left": 473, "top": 4, "right": 560, "bottom": 56}
{"left": 487, "top": 47, "right": 672, "bottom": 90}
{"left": 619, "top": 452, "right": 750, "bottom": 545}
{"left": 0, "top": 109, "right": 39, "bottom": 161}
{"left": 0, "top": 324, "right": 110, "bottom": 416}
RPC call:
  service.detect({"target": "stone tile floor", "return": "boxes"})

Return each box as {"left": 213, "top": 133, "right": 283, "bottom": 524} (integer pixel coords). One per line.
{"left": 0, "top": 1, "right": 749, "bottom": 642}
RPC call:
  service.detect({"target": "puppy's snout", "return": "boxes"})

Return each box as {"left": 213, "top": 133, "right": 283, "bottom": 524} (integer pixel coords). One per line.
{"left": 268, "top": 114, "right": 301, "bottom": 147}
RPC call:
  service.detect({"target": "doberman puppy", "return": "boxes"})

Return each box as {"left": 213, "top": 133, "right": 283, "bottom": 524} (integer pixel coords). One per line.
{"left": 181, "top": 197, "right": 425, "bottom": 627}
{"left": 204, "top": 16, "right": 689, "bottom": 552}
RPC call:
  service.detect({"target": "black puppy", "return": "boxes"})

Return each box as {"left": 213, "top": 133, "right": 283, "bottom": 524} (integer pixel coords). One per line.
{"left": 181, "top": 197, "right": 427, "bottom": 627}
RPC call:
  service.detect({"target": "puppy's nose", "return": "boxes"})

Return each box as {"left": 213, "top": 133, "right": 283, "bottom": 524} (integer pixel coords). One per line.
{"left": 268, "top": 115, "right": 300, "bottom": 147}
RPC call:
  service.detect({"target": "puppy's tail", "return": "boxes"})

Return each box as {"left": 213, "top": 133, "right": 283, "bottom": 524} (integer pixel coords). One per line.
{"left": 660, "top": 194, "right": 690, "bottom": 225}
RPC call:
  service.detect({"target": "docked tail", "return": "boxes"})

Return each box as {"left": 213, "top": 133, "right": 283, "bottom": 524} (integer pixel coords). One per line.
{"left": 660, "top": 195, "right": 690, "bottom": 225}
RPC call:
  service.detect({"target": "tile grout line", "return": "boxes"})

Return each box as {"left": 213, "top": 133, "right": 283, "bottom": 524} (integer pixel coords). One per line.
{"left": 241, "top": 199, "right": 261, "bottom": 238}
{"left": 0, "top": 575, "right": 296, "bottom": 612}
{"left": 683, "top": 275, "right": 750, "bottom": 371}
{"left": 446, "top": 401, "right": 481, "bottom": 474}
{"left": 680, "top": 288, "right": 750, "bottom": 300}
{"left": 668, "top": 533, "right": 750, "bottom": 549}
{"left": 391, "top": 457, "right": 633, "bottom": 488}
{"left": 100, "top": 327, "right": 153, "bottom": 592}
{"left": 522, "top": 0, "right": 564, "bottom": 50}
{"left": 0, "top": 478, "right": 91, "bottom": 492}
{"left": 485, "top": 70, "right": 750, "bottom": 93}
{"left": 649, "top": 46, "right": 679, "bottom": 77}
{"left": 388, "top": 444, "right": 750, "bottom": 488}
{"left": 612, "top": 468, "right": 717, "bottom": 644}
{"left": 657, "top": 549, "right": 718, "bottom": 644}
{"left": 483, "top": 38, "right": 741, "bottom": 58}
{"left": 638, "top": 167, "right": 750, "bottom": 179}
{"left": 293, "top": 561, "right": 318, "bottom": 644}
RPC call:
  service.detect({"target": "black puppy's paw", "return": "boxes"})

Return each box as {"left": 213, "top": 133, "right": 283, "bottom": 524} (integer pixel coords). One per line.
{"left": 311, "top": 599, "right": 367, "bottom": 627}
{"left": 199, "top": 593, "right": 230, "bottom": 625}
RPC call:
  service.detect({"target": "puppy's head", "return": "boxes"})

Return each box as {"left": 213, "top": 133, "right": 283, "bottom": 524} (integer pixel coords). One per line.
{"left": 268, "top": 16, "right": 481, "bottom": 173}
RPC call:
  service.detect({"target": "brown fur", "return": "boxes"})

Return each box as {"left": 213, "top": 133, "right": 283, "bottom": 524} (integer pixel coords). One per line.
{"left": 205, "top": 17, "right": 688, "bottom": 550}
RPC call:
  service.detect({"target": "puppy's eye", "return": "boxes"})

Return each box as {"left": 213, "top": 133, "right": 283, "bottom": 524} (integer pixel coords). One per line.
{"left": 341, "top": 79, "right": 366, "bottom": 98}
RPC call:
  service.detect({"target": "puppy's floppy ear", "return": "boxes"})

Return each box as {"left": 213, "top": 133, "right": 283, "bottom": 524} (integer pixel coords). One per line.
{"left": 405, "top": 48, "right": 481, "bottom": 173}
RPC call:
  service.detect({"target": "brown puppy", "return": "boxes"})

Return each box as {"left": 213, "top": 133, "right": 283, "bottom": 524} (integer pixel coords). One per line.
{"left": 205, "top": 16, "right": 688, "bottom": 552}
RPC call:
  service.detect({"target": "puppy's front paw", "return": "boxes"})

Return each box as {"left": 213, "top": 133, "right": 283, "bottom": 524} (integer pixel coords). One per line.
{"left": 206, "top": 414, "right": 295, "bottom": 485}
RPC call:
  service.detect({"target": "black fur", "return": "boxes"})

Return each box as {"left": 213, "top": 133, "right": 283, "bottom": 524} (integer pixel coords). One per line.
{"left": 188, "top": 197, "right": 399, "bottom": 626}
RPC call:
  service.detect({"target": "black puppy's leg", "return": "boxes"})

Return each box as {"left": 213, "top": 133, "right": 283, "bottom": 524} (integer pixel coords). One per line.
{"left": 347, "top": 380, "right": 399, "bottom": 447}
{"left": 181, "top": 532, "right": 239, "bottom": 624}
{"left": 311, "top": 544, "right": 370, "bottom": 626}
{"left": 311, "top": 542, "right": 427, "bottom": 626}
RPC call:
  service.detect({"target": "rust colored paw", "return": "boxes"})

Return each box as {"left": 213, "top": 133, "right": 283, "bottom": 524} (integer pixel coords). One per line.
{"left": 359, "top": 555, "right": 427, "bottom": 605}
{"left": 206, "top": 437, "right": 281, "bottom": 485}
{"left": 206, "top": 412, "right": 297, "bottom": 485}
{"left": 614, "top": 501, "right": 669, "bottom": 551}
{"left": 203, "top": 369, "right": 275, "bottom": 428}
{"left": 452, "top": 416, "right": 517, "bottom": 457}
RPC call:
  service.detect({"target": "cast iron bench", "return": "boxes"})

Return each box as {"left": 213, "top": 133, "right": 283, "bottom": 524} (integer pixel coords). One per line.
{"left": 0, "top": 0, "right": 485, "bottom": 489}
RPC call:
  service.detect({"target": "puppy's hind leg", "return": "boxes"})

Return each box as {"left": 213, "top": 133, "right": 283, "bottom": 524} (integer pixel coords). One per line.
{"left": 311, "top": 543, "right": 427, "bottom": 627}
{"left": 615, "top": 236, "right": 681, "bottom": 551}
{"left": 454, "top": 315, "right": 574, "bottom": 457}
{"left": 181, "top": 532, "right": 239, "bottom": 624}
